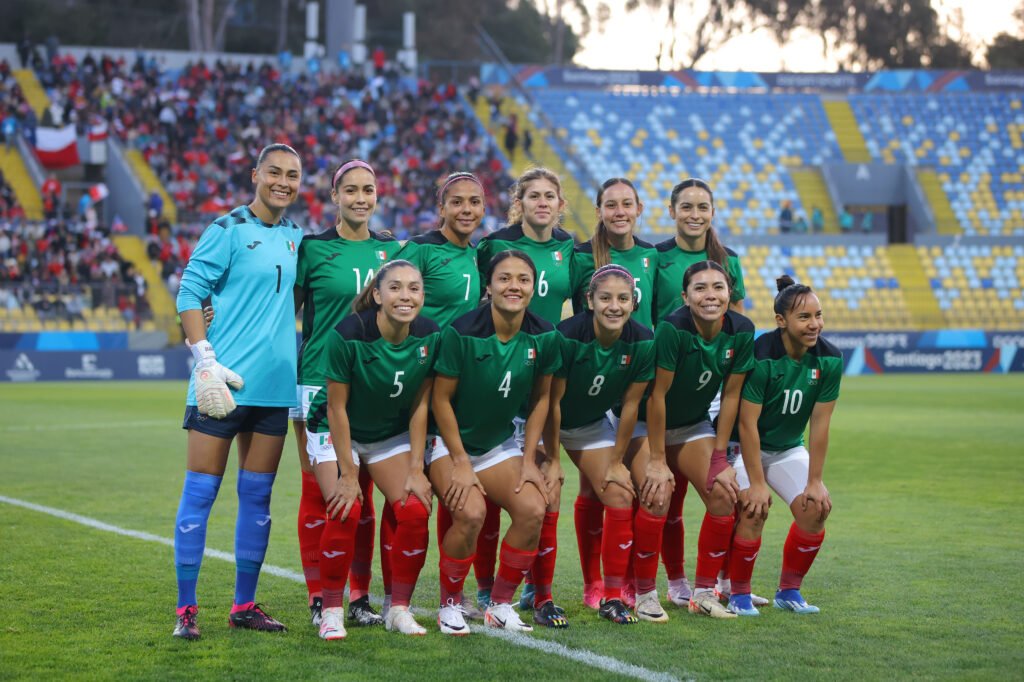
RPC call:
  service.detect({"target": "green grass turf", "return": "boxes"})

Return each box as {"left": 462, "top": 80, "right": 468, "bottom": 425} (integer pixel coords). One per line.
{"left": 1, "top": 376, "right": 1022, "bottom": 681}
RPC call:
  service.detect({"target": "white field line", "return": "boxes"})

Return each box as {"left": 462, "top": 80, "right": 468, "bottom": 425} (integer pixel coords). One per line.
{"left": 0, "top": 420, "right": 169, "bottom": 432}
{"left": 0, "top": 494, "right": 684, "bottom": 682}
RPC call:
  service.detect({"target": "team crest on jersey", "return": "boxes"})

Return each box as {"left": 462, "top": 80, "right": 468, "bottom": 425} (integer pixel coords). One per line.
{"left": 376, "top": 250, "right": 388, "bottom": 263}
{"left": 642, "top": 257, "right": 650, "bottom": 270}
{"left": 417, "top": 345, "right": 430, "bottom": 364}
{"left": 724, "top": 348, "right": 734, "bottom": 361}
{"left": 287, "top": 240, "right": 296, "bottom": 254}
{"left": 619, "top": 354, "right": 631, "bottom": 366}
{"left": 808, "top": 368, "right": 820, "bottom": 384}
{"left": 552, "top": 252, "right": 563, "bottom": 265}
{"left": 525, "top": 347, "right": 537, "bottom": 365}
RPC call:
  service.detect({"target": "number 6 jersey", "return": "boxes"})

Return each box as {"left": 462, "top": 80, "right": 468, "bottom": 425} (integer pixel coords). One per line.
{"left": 741, "top": 328, "right": 843, "bottom": 452}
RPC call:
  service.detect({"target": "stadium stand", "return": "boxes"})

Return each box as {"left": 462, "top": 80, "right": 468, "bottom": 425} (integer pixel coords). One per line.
{"left": 849, "top": 93, "right": 1024, "bottom": 237}
{"left": 921, "top": 243, "right": 1024, "bottom": 330}
{"left": 527, "top": 90, "right": 844, "bottom": 237}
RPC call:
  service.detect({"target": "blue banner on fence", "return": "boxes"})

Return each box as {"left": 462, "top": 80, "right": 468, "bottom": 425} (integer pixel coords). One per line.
{"left": 1, "top": 350, "right": 192, "bottom": 382}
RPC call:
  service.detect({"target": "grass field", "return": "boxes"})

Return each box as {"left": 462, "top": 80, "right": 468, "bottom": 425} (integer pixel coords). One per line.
{"left": 1, "top": 376, "right": 1023, "bottom": 681}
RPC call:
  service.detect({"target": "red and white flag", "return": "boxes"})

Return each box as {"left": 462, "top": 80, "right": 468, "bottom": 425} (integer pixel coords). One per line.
{"left": 87, "top": 120, "right": 108, "bottom": 142}
{"left": 89, "top": 183, "right": 109, "bottom": 203}
{"left": 35, "top": 125, "right": 80, "bottom": 169}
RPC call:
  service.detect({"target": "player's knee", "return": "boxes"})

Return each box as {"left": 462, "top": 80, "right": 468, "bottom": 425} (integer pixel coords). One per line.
{"left": 393, "top": 496, "right": 430, "bottom": 525}
{"left": 454, "top": 494, "right": 487, "bottom": 535}
{"left": 706, "top": 485, "right": 734, "bottom": 516}
{"left": 600, "top": 485, "right": 632, "bottom": 509}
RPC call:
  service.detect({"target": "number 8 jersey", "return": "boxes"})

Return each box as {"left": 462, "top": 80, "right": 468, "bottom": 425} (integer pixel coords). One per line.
{"left": 434, "top": 304, "right": 561, "bottom": 456}
{"left": 296, "top": 230, "right": 402, "bottom": 385}
{"left": 741, "top": 328, "right": 843, "bottom": 452}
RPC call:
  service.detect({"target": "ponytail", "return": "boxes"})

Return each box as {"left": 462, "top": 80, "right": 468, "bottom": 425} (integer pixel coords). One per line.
{"left": 774, "top": 275, "right": 814, "bottom": 315}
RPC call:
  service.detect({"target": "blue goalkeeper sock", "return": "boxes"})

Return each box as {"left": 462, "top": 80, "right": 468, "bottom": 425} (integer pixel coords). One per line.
{"left": 174, "top": 471, "right": 222, "bottom": 608}
{"left": 234, "top": 469, "right": 276, "bottom": 606}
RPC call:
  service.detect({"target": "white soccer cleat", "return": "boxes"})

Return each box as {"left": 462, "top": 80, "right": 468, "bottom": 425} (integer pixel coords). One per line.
{"left": 688, "top": 589, "right": 737, "bottom": 619}
{"left": 667, "top": 577, "right": 692, "bottom": 607}
{"left": 319, "top": 606, "right": 347, "bottom": 640}
{"left": 635, "top": 590, "right": 669, "bottom": 623}
{"left": 437, "top": 599, "right": 470, "bottom": 636}
{"left": 485, "top": 602, "right": 533, "bottom": 632}
{"left": 385, "top": 605, "right": 426, "bottom": 636}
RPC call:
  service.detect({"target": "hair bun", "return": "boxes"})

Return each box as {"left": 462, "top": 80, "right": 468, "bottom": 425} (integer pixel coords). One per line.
{"left": 776, "top": 274, "right": 796, "bottom": 292}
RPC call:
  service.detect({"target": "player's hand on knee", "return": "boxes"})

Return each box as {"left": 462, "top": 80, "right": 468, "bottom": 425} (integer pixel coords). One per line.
{"left": 802, "top": 481, "right": 831, "bottom": 522}
{"left": 191, "top": 340, "right": 244, "bottom": 419}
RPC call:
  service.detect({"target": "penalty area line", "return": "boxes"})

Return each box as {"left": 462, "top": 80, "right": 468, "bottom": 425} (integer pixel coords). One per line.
{"left": 0, "top": 494, "right": 684, "bottom": 682}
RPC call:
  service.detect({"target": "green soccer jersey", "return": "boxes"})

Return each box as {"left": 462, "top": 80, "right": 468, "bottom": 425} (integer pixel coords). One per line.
{"left": 653, "top": 239, "right": 746, "bottom": 322}
{"left": 571, "top": 238, "right": 659, "bottom": 329}
{"left": 434, "top": 304, "right": 561, "bottom": 456}
{"left": 296, "top": 229, "right": 402, "bottom": 384}
{"left": 741, "top": 329, "right": 843, "bottom": 452}
{"left": 306, "top": 309, "right": 440, "bottom": 444}
{"left": 556, "top": 311, "right": 655, "bottom": 430}
{"left": 477, "top": 223, "right": 576, "bottom": 325}
{"left": 653, "top": 308, "right": 755, "bottom": 429}
{"left": 396, "top": 230, "right": 481, "bottom": 328}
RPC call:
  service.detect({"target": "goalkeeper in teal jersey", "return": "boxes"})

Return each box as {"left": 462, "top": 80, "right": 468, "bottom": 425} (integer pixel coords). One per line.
{"left": 645, "top": 261, "right": 756, "bottom": 620}
{"left": 396, "top": 172, "right": 485, "bottom": 327}
{"left": 546, "top": 265, "right": 655, "bottom": 625}
{"left": 293, "top": 160, "right": 401, "bottom": 629}
{"left": 430, "top": 250, "right": 561, "bottom": 635}
{"left": 473, "top": 167, "right": 575, "bottom": 622}
{"left": 172, "top": 144, "right": 303, "bottom": 641}
{"left": 477, "top": 167, "right": 576, "bottom": 325}
{"left": 301, "top": 260, "right": 438, "bottom": 639}
{"left": 571, "top": 178, "right": 659, "bottom": 328}
{"left": 652, "top": 179, "right": 745, "bottom": 322}
{"left": 727, "top": 275, "right": 843, "bottom": 617}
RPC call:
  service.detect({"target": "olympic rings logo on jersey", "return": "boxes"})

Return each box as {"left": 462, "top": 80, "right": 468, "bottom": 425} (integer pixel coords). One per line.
{"left": 525, "top": 347, "right": 537, "bottom": 366}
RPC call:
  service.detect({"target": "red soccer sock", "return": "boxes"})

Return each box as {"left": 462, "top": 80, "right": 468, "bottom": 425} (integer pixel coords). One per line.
{"left": 347, "top": 470, "right": 375, "bottom": 601}
{"left": 438, "top": 545, "right": 474, "bottom": 604}
{"left": 780, "top": 523, "right": 825, "bottom": 590}
{"left": 320, "top": 500, "right": 362, "bottom": 609}
{"left": 297, "top": 471, "right": 327, "bottom": 601}
{"left": 601, "top": 506, "right": 633, "bottom": 601}
{"left": 633, "top": 507, "right": 667, "bottom": 595}
{"left": 436, "top": 502, "right": 453, "bottom": 542}
{"left": 491, "top": 540, "right": 538, "bottom": 605}
{"left": 531, "top": 511, "right": 559, "bottom": 606}
{"left": 727, "top": 535, "right": 762, "bottom": 596}
{"left": 695, "top": 512, "right": 735, "bottom": 589}
{"left": 389, "top": 497, "right": 429, "bottom": 607}
{"left": 473, "top": 498, "right": 501, "bottom": 592}
{"left": 660, "top": 475, "right": 688, "bottom": 580}
{"left": 379, "top": 501, "right": 397, "bottom": 598}
{"left": 574, "top": 495, "right": 605, "bottom": 587}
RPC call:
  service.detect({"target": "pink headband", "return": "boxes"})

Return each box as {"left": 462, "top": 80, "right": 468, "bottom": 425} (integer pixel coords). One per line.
{"left": 591, "top": 264, "right": 633, "bottom": 285}
{"left": 332, "top": 160, "right": 375, "bottom": 189}
{"left": 438, "top": 174, "right": 483, "bottom": 203}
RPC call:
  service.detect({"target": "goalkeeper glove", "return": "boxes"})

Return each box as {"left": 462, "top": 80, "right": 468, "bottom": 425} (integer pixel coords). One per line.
{"left": 190, "top": 340, "right": 244, "bottom": 419}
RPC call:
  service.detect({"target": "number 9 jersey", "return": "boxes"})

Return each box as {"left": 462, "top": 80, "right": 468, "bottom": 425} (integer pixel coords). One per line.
{"left": 741, "top": 328, "right": 843, "bottom": 451}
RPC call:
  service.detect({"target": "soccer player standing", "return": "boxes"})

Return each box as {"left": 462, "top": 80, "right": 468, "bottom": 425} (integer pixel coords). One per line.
{"left": 474, "top": 168, "right": 575, "bottom": 626}
{"left": 304, "top": 261, "right": 438, "bottom": 640}
{"left": 547, "top": 265, "right": 655, "bottom": 624}
{"left": 430, "top": 250, "right": 560, "bottom": 634}
{"left": 727, "top": 276, "right": 842, "bottom": 616}
{"left": 396, "top": 172, "right": 485, "bottom": 328}
{"left": 569, "top": 177, "right": 658, "bottom": 611}
{"left": 653, "top": 178, "right": 747, "bottom": 608}
{"left": 293, "top": 160, "right": 401, "bottom": 628}
{"left": 172, "top": 144, "right": 304, "bottom": 640}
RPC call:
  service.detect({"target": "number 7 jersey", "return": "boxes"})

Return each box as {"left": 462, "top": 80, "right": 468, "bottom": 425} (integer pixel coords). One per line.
{"left": 741, "top": 328, "right": 843, "bottom": 451}
{"left": 296, "top": 229, "right": 401, "bottom": 385}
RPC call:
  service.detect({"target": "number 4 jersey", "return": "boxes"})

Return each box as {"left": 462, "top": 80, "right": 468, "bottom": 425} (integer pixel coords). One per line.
{"left": 296, "top": 229, "right": 402, "bottom": 385}
{"left": 434, "top": 304, "right": 561, "bottom": 456}
{"left": 741, "top": 328, "right": 843, "bottom": 451}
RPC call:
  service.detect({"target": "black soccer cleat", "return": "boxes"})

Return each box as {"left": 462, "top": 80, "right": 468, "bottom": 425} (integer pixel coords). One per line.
{"left": 347, "top": 595, "right": 384, "bottom": 626}
{"left": 228, "top": 603, "right": 287, "bottom": 632}
{"left": 173, "top": 605, "right": 201, "bottom": 640}
{"left": 599, "top": 598, "right": 639, "bottom": 625}
{"left": 310, "top": 596, "right": 323, "bottom": 626}
{"left": 533, "top": 600, "right": 569, "bottom": 628}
